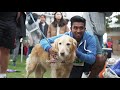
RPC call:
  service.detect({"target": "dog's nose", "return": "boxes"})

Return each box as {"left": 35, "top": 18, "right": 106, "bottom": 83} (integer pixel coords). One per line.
{"left": 60, "top": 52, "right": 65, "bottom": 56}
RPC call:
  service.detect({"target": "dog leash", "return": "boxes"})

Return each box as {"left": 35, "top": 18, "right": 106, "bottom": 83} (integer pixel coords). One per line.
{"left": 28, "top": 12, "right": 52, "bottom": 47}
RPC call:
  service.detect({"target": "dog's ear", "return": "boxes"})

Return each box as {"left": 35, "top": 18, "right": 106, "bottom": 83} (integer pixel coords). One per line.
{"left": 53, "top": 38, "right": 60, "bottom": 51}
{"left": 72, "top": 38, "right": 77, "bottom": 49}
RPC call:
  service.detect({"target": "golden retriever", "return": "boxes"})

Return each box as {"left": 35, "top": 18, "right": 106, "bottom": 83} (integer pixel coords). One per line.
{"left": 26, "top": 35, "right": 77, "bottom": 78}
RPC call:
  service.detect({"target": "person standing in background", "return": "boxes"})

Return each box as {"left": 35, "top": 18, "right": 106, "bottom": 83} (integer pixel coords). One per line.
{"left": 39, "top": 14, "right": 49, "bottom": 40}
{"left": 106, "top": 38, "right": 113, "bottom": 58}
{"left": 12, "top": 12, "right": 26, "bottom": 66}
{"left": 47, "top": 12, "right": 70, "bottom": 38}
{"left": 26, "top": 13, "right": 41, "bottom": 56}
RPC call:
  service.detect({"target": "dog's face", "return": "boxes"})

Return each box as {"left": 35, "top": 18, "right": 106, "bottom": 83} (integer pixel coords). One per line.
{"left": 53, "top": 35, "right": 77, "bottom": 61}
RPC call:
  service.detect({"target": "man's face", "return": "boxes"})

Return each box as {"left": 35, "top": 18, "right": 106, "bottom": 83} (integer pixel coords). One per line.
{"left": 71, "top": 22, "right": 85, "bottom": 41}
{"left": 40, "top": 16, "right": 46, "bottom": 22}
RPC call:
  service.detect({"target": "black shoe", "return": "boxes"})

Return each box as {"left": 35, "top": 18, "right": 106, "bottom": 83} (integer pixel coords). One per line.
{"left": 13, "top": 61, "right": 16, "bottom": 66}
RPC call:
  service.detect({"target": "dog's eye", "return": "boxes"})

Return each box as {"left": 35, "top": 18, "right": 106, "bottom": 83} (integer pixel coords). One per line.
{"left": 59, "top": 42, "right": 61, "bottom": 45}
{"left": 66, "top": 43, "right": 70, "bottom": 46}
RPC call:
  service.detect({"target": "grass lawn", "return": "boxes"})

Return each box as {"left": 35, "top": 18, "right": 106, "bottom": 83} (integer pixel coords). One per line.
{"left": 7, "top": 55, "right": 51, "bottom": 78}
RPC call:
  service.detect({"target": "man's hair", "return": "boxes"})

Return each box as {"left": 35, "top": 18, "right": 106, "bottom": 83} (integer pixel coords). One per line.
{"left": 40, "top": 14, "right": 46, "bottom": 19}
{"left": 70, "top": 15, "right": 86, "bottom": 27}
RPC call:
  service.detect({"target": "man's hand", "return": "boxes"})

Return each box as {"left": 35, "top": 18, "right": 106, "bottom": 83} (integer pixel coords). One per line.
{"left": 48, "top": 47, "right": 58, "bottom": 59}
{"left": 48, "top": 47, "right": 57, "bottom": 56}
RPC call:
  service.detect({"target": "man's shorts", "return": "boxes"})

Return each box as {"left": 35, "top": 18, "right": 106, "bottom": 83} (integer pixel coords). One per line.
{"left": 0, "top": 27, "right": 16, "bottom": 49}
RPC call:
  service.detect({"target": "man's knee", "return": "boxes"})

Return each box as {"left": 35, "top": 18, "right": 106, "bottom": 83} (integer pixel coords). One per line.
{"left": 88, "top": 54, "right": 107, "bottom": 78}
{"left": 92, "top": 54, "right": 106, "bottom": 71}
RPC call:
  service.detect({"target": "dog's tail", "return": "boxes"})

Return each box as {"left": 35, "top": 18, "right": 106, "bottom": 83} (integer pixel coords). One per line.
{"left": 25, "top": 54, "right": 39, "bottom": 78}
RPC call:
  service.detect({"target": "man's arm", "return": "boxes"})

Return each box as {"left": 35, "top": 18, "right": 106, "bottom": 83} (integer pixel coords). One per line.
{"left": 76, "top": 36, "right": 97, "bottom": 65}
{"left": 40, "top": 34, "right": 63, "bottom": 52}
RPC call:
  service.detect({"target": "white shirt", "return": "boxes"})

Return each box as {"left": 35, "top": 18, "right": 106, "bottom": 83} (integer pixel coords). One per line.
{"left": 42, "top": 22, "right": 45, "bottom": 32}
{"left": 57, "top": 24, "right": 60, "bottom": 36}
{"left": 42, "top": 22, "right": 45, "bottom": 26}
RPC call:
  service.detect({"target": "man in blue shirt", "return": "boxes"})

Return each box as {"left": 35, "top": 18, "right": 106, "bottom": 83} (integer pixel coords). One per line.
{"left": 40, "top": 15, "right": 104, "bottom": 78}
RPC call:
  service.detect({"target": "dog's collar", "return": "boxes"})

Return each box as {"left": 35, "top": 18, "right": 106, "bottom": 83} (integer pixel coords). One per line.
{"left": 46, "top": 58, "right": 66, "bottom": 63}
{"left": 61, "top": 60, "right": 65, "bottom": 63}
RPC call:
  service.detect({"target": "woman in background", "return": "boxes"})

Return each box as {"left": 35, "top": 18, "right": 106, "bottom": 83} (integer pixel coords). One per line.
{"left": 47, "top": 12, "right": 69, "bottom": 38}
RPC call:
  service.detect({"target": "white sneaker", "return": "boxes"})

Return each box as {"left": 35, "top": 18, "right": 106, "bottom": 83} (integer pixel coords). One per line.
{"left": 10, "top": 59, "right": 13, "bottom": 62}
{"left": 0, "top": 74, "right": 7, "bottom": 78}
